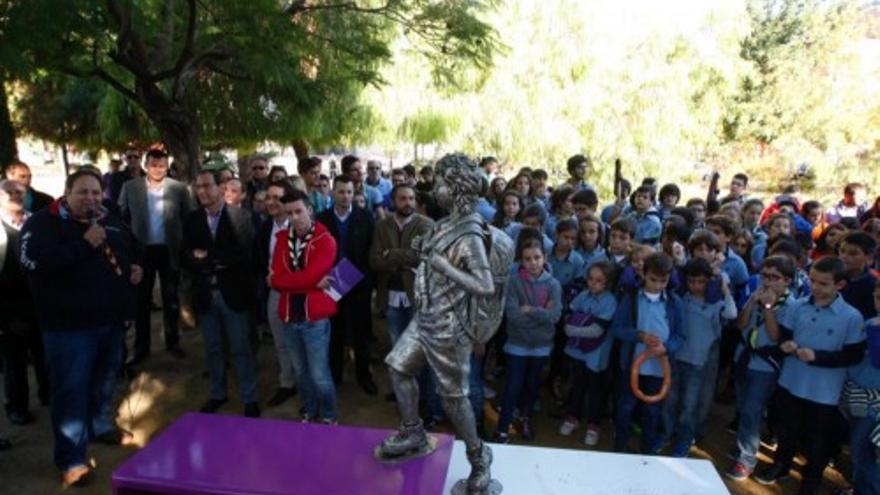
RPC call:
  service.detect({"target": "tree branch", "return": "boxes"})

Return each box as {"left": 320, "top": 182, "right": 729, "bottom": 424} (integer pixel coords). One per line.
{"left": 106, "top": 0, "right": 154, "bottom": 79}
{"left": 286, "top": 1, "right": 392, "bottom": 16}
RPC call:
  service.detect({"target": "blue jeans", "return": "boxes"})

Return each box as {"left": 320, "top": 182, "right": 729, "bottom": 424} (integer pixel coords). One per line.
{"left": 497, "top": 354, "right": 548, "bottom": 434}
{"left": 663, "top": 360, "right": 704, "bottom": 456}
{"left": 734, "top": 369, "right": 777, "bottom": 470}
{"left": 850, "top": 415, "right": 880, "bottom": 495}
{"left": 386, "top": 305, "right": 414, "bottom": 345}
{"left": 283, "top": 319, "right": 337, "bottom": 421}
{"left": 696, "top": 341, "right": 720, "bottom": 438}
{"left": 199, "top": 291, "right": 258, "bottom": 404}
{"left": 614, "top": 373, "right": 664, "bottom": 454}
{"left": 43, "top": 326, "right": 124, "bottom": 471}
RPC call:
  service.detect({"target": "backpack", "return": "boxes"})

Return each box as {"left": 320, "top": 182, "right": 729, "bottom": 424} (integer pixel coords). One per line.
{"left": 470, "top": 222, "right": 514, "bottom": 343}
{"left": 440, "top": 218, "right": 514, "bottom": 344}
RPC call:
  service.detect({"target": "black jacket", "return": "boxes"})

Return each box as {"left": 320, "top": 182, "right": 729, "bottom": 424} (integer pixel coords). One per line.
{"left": 182, "top": 206, "right": 255, "bottom": 313}
{"left": 316, "top": 206, "right": 375, "bottom": 293}
{"left": 19, "top": 201, "right": 139, "bottom": 332}
{"left": 0, "top": 221, "right": 35, "bottom": 330}
{"left": 28, "top": 188, "right": 53, "bottom": 214}
{"left": 255, "top": 216, "right": 282, "bottom": 282}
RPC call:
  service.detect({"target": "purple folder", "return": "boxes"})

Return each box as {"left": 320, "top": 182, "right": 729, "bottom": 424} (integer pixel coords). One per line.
{"left": 325, "top": 257, "right": 365, "bottom": 302}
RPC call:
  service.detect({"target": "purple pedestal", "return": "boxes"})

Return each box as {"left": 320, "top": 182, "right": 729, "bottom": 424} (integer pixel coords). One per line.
{"left": 112, "top": 413, "right": 453, "bottom": 495}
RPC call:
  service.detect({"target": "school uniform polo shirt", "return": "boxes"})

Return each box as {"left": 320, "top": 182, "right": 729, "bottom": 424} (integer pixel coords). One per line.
{"left": 848, "top": 320, "right": 880, "bottom": 389}
{"left": 735, "top": 294, "right": 796, "bottom": 373}
{"left": 634, "top": 291, "right": 671, "bottom": 378}
{"left": 721, "top": 247, "right": 750, "bottom": 291}
{"left": 778, "top": 295, "right": 865, "bottom": 405}
{"left": 676, "top": 295, "right": 724, "bottom": 368}
{"left": 548, "top": 249, "right": 585, "bottom": 291}
{"left": 627, "top": 211, "right": 662, "bottom": 244}
{"left": 564, "top": 291, "right": 618, "bottom": 372}
{"left": 576, "top": 246, "right": 608, "bottom": 273}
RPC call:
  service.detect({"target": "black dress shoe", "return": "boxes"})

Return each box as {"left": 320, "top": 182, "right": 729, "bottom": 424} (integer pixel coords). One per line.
{"left": 244, "top": 402, "right": 261, "bottom": 418}
{"left": 167, "top": 347, "right": 186, "bottom": 360}
{"left": 200, "top": 398, "right": 228, "bottom": 413}
{"left": 359, "top": 378, "right": 378, "bottom": 396}
{"left": 266, "top": 387, "right": 296, "bottom": 408}
{"left": 94, "top": 427, "right": 133, "bottom": 445}
{"left": 755, "top": 463, "right": 791, "bottom": 485}
{"left": 0, "top": 438, "right": 10, "bottom": 450}
{"left": 7, "top": 410, "right": 35, "bottom": 426}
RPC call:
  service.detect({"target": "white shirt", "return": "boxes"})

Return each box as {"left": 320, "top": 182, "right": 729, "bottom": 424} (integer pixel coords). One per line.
{"left": 269, "top": 217, "right": 289, "bottom": 267}
{"left": 145, "top": 179, "right": 166, "bottom": 245}
{"left": 334, "top": 205, "right": 353, "bottom": 223}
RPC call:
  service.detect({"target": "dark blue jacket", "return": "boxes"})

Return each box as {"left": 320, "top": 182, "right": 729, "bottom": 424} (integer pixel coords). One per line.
{"left": 610, "top": 288, "right": 685, "bottom": 372}
{"left": 19, "top": 200, "right": 139, "bottom": 332}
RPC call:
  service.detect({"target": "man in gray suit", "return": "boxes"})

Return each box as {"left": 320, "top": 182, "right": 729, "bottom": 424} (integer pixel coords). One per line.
{"left": 119, "top": 146, "right": 193, "bottom": 362}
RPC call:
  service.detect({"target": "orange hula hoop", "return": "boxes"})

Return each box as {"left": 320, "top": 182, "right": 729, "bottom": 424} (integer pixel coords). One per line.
{"left": 630, "top": 349, "right": 672, "bottom": 404}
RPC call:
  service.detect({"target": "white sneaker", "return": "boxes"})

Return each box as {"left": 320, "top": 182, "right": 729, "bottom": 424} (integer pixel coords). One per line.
{"left": 584, "top": 426, "right": 600, "bottom": 446}
{"left": 559, "top": 419, "right": 579, "bottom": 436}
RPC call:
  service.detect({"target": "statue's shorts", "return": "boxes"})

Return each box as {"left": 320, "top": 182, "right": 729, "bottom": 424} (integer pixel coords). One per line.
{"left": 385, "top": 319, "right": 472, "bottom": 398}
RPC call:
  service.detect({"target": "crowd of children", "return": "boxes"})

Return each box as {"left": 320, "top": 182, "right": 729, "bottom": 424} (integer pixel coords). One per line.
{"left": 475, "top": 157, "right": 880, "bottom": 495}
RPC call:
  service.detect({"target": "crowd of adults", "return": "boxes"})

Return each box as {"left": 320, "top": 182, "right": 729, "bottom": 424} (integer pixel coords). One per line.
{"left": 1, "top": 146, "right": 880, "bottom": 494}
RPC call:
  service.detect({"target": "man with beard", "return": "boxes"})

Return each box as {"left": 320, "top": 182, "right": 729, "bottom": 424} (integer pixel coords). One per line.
{"left": 369, "top": 184, "right": 434, "bottom": 345}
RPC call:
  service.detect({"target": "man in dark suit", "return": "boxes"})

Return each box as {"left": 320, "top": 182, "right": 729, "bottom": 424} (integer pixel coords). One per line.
{"left": 183, "top": 170, "right": 259, "bottom": 417}
{"left": 118, "top": 146, "right": 193, "bottom": 362}
{"left": 317, "top": 175, "right": 377, "bottom": 395}
{"left": 3, "top": 161, "right": 53, "bottom": 213}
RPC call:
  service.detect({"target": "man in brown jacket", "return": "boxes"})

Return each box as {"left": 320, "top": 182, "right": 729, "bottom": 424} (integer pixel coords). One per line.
{"left": 369, "top": 184, "right": 434, "bottom": 344}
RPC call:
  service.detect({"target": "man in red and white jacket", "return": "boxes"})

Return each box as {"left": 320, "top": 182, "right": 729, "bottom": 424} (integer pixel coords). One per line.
{"left": 269, "top": 189, "right": 339, "bottom": 423}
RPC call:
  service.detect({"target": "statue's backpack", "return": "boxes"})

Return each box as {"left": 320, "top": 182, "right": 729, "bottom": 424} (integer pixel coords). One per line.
{"left": 465, "top": 222, "right": 514, "bottom": 344}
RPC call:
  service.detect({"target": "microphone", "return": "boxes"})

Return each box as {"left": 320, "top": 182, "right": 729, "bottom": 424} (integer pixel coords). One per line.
{"left": 88, "top": 206, "right": 123, "bottom": 277}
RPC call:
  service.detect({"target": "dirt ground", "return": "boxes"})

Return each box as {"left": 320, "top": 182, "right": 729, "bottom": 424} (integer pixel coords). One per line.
{"left": 0, "top": 313, "right": 853, "bottom": 495}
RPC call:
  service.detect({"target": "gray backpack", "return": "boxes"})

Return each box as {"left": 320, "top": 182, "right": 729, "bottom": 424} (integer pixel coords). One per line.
{"left": 444, "top": 220, "right": 513, "bottom": 344}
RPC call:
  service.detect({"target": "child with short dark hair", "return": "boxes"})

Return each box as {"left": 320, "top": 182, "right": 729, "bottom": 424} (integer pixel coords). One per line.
{"left": 663, "top": 257, "right": 737, "bottom": 457}
{"left": 626, "top": 186, "right": 662, "bottom": 245}
{"left": 726, "top": 255, "right": 798, "bottom": 481}
{"left": 494, "top": 237, "right": 563, "bottom": 443}
{"left": 559, "top": 261, "right": 619, "bottom": 446}
{"left": 607, "top": 217, "right": 636, "bottom": 269}
{"left": 549, "top": 219, "right": 585, "bottom": 292}
{"left": 839, "top": 231, "right": 878, "bottom": 319}
{"left": 611, "top": 252, "right": 684, "bottom": 453}
{"left": 658, "top": 183, "right": 681, "bottom": 220}
{"left": 572, "top": 189, "right": 599, "bottom": 222}
{"left": 751, "top": 213, "right": 792, "bottom": 271}
{"left": 755, "top": 257, "right": 865, "bottom": 493}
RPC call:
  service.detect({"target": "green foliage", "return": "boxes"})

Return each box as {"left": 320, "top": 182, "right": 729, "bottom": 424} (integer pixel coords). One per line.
{"left": 361, "top": 0, "right": 879, "bottom": 199}
{"left": 4, "top": 0, "right": 497, "bottom": 176}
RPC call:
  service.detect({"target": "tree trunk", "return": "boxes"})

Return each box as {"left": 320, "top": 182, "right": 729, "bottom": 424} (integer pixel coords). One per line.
{"left": 292, "top": 139, "right": 310, "bottom": 163}
{"left": 61, "top": 142, "right": 70, "bottom": 176}
{"left": 0, "top": 77, "right": 18, "bottom": 170}
{"left": 136, "top": 81, "right": 201, "bottom": 183}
